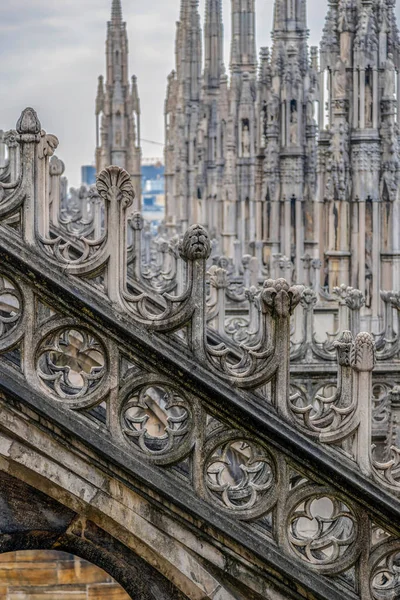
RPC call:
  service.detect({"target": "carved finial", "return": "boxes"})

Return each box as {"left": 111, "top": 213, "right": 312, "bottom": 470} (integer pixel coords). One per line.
{"left": 179, "top": 224, "right": 211, "bottom": 261}
{"left": 344, "top": 287, "right": 365, "bottom": 311}
{"left": 96, "top": 166, "right": 135, "bottom": 206}
{"left": 261, "top": 279, "right": 304, "bottom": 318}
{"left": 131, "top": 211, "right": 144, "bottom": 231}
{"left": 300, "top": 287, "right": 318, "bottom": 309}
{"left": 334, "top": 330, "right": 353, "bottom": 366}
{"left": 49, "top": 156, "right": 65, "bottom": 177}
{"left": 16, "top": 108, "right": 41, "bottom": 135}
{"left": 351, "top": 332, "right": 376, "bottom": 372}
{"left": 208, "top": 266, "right": 229, "bottom": 289}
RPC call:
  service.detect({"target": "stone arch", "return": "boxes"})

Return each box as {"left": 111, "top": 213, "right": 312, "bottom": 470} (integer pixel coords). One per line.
{"left": 0, "top": 469, "right": 188, "bottom": 600}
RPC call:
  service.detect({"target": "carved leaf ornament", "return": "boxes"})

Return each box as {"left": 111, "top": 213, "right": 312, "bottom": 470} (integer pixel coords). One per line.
{"left": 96, "top": 165, "right": 135, "bottom": 207}
{"left": 261, "top": 278, "right": 304, "bottom": 318}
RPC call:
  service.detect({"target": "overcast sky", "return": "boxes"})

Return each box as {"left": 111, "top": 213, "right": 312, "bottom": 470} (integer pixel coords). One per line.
{"left": 0, "top": 0, "right": 395, "bottom": 187}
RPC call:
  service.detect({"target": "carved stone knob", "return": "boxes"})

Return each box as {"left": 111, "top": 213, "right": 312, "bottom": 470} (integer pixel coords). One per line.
{"left": 300, "top": 287, "right": 318, "bottom": 309}
{"left": 334, "top": 330, "right": 353, "bottom": 366}
{"left": 179, "top": 224, "right": 211, "bottom": 261}
{"left": 16, "top": 107, "right": 41, "bottom": 135}
{"left": 261, "top": 278, "right": 304, "bottom": 318}
{"left": 131, "top": 211, "right": 144, "bottom": 231}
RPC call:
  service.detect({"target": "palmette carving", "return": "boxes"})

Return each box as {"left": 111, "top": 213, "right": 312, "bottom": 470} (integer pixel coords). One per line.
{"left": 96, "top": 165, "right": 135, "bottom": 207}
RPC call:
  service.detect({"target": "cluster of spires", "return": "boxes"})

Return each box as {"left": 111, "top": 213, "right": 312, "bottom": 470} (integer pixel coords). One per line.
{"left": 95, "top": 0, "right": 400, "bottom": 333}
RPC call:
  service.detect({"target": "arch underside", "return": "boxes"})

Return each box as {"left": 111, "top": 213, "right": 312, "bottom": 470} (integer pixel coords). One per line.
{"left": 0, "top": 470, "right": 187, "bottom": 600}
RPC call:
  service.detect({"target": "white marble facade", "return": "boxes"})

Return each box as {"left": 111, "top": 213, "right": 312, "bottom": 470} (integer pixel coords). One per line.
{"left": 163, "top": 0, "right": 400, "bottom": 330}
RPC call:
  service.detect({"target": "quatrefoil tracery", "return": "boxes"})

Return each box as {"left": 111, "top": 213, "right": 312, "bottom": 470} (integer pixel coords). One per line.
{"left": 285, "top": 485, "right": 361, "bottom": 574}
{"left": 120, "top": 379, "right": 197, "bottom": 465}
{"left": 0, "top": 273, "right": 24, "bottom": 351}
{"left": 36, "top": 327, "right": 107, "bottom": 402}
{"left": 202, "top": 433, "right": 277, "bottom": 520}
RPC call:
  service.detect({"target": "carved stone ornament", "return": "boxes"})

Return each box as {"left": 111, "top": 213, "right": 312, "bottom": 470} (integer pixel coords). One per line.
{"left": 96, "top": 165, "right": 135, "bottom": 206}
{"left": 16, "top": 107, "right": 41, "bottom": 135}
{"left": 179, "top": 224, "right": 211, "bottom": 261}
{"left": 285, "top": 484, "right": 361, "bottom": 574}
{"left": 121, "top": 381, "right": 195, "bottom": 463}
{"left": 261, "top": 278, "right": 304, "bottom": 318}
{"left": 131, "top": 211, "right": 144, "bottom": 230}
{"left": 38, "top": 131, "right": 59, "bottom": 160}
{"left": 300, "top": 287, "right": 318, "bottom": 310}
{"left": 333, "top": 330, "right": 353, "bottom": 366}
{"left": 49, "top": 156, "right": 65, "bottom": 177}
{"left": 202, "top": 431, "right": 277, "bottom": 520}
{"left": 351, "top": 332, "right": 376, "bottom": 372}
{"left": 36, "top": 327, "right": 107, "bottom": 401}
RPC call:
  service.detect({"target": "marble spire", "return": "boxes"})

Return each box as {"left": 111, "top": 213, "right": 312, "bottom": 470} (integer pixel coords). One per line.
{"left": 204, "top": 0, "right": 224, "bottom": 89}
{"left": 111, "top": 0, "right": 123, "bottom": 24}
{"left": 230, "top": 0, "right": 257, "bottom": 76}
{"left": 95, "top": 0, "right": 141, "bottom": 205}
